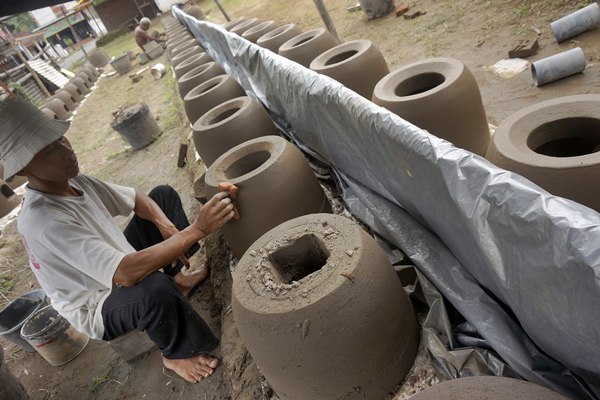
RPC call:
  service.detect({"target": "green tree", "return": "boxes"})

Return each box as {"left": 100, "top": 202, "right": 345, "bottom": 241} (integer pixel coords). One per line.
{"left": 4, "top": 13, "right": 37, "bottom": 33}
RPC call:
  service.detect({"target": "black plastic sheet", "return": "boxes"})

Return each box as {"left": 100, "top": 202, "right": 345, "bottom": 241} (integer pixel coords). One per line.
{"left": 173, "top": 9, "right": 600, "bottom": 399}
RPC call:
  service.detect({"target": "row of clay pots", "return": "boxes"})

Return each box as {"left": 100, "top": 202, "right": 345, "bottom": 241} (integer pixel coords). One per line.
{"left": 41, "top": 65, "right": 101, "bottom": 120}
{"left": 226, "top": 17, "right": 490, "bottom": 157}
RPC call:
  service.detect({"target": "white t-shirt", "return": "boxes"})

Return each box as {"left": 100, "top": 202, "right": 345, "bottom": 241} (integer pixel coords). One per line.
{"left": 18, "top": 174, "right": 136, "bottom": 340}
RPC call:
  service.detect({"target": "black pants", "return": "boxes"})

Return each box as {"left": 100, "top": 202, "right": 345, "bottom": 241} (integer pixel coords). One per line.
{"left": 101, "top": 185, "right": 219, "bottom": 359}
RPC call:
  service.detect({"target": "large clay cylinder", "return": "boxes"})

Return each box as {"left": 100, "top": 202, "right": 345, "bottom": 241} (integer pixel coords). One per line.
{"left": 178, "top": 61, "right": 224, "bottom": 98}
{"left": 223, "top": 16, "right": 247, "bottom": 31}
{"left": 193, "top": 96, "right": 279, "bottom": 167}
{"left": 486, "top": 94, "right": 600, "bottom": 212}
{"left": 409, "top": 377, "right": 567, "bottom": 400}
{"left": 42, "top": 98, "right": 71, "bottom": 120}
{"left": 167, "top": 34, "right": 192, "bottom": 52}
{"left": 41, "top": 107, "right": 57, "bottom": 119}
{"left": 242, "top": 20, "right": 278, "bottom": 43}
{"left": 70, "top": 76, "right": 91, "bottom": 95}
{"left": 205, "top": 136, "right": 331, "bottom": 258}
{"left": 80, "top": 65, "right": 99, "bottom": 81}
{"left": 0, "top": 179, "right": 21, "bottom": 217}
{"left": 257, "top": 24, "right": 302, "bottom": 53}
{"left": 51, "top": 90, "right": 78, "bottom": 111}
{"left": 169, "top": 38, "right": 198, "bottom": 59}
{"left": 185, "top": 5, "right": 204, "bottom": 20}
{"left": 173, "top": 52, "right": 212, "bottom": 79}
{"left": 278, "top": 28, "right": 337, "bottom": 67}
{"left": 63, "top": 82, "right": 84, "bottom": 102}
{"left": 372, "top": 58, "right": 490, "bottom": 156}
{"left": 167, "top": 27, "right": 188, "bottom": 40}
{"left": 171, "top": 46, "right": 202, "bottom": 67}
{"left": 76, "top": 71, "right": 93, "bottom": 87}
{"left": 310, "top": 39, "right": 389, "bottom": 99}
{"left": 0, "top": 165, "right": 27, "bottom": 190}
{"left": 232, "top": 213, "right": 419, "bottom": 400}
{"left": 0, "top": 347, "right": 29, "bottom": 400}
{"left": 230, "top": 18, "right": 262, "bottom": 35}
{"left": 183, "top": 74, "right": 245, "bottom": 125}
{"left": 88, "top": 48, "right": 110, "bottom": 67}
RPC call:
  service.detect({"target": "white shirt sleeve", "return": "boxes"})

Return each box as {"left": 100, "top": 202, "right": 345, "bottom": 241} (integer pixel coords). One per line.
{"left": 78, "top": 174, "right": 136, "bottom": 218}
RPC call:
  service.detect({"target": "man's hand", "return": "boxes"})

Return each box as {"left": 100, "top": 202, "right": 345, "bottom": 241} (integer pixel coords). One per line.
{"left": 158, "top": 224, "right": 191, "bottom": 270}
{"left": 193, "top": 192, "right": 236, "bottom": 235}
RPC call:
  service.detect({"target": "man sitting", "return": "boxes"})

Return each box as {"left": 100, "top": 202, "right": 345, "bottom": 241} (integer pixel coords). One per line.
{"left": 0, "top": 96, "right": 235, "bottom": 383}
{"left": 135, "top": 17, "right": 166, "bottom": 52}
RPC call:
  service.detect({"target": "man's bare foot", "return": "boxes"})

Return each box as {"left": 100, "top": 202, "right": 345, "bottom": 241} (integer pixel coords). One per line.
{"left": 174, "top": 263, "right": 209, "bottom": 297}
{"left": 163, "top": 354, "right": 220, "bottom": 383}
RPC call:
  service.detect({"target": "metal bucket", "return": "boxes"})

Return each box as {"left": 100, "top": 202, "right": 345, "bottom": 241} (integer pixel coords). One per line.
{"left": 20, "top": 305, "right": 89, "bottom": 366}
{"left": 0, "top": 290, "right": 47, "bottom": 352}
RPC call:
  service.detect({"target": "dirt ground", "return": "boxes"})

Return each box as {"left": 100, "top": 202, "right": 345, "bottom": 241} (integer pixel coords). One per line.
{"left": 1, "top": 0, "right": 598, "bottom": 399}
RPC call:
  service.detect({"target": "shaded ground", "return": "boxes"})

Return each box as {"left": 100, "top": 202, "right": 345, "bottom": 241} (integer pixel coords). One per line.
{"left": 1, "top": 0, "right": 598, "bottom": 399}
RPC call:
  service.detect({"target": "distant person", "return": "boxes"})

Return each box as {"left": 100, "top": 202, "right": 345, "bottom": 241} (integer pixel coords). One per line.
{"left": 135, "top": 17, "right": 166, "bottom": 51}
{"left": 0, "top": 96, "right": 236, "bottom": 383}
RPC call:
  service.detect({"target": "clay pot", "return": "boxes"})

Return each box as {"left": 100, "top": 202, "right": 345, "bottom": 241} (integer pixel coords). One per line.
{"left": 173, "top": 52, "right": 212, "bottom": 79}
{"left": 167, "top": 32, "right": 191, "bottom": 47}
{"left": 232, "top": 213, "right": 418, "bottom": 399}
{"left": 0, "top": 165, "right": 27, "bottom": 190}
{"left": 80, "top": 65, "right": 99, "bottom": 81}
{"left": 372, "top": 58, "right": 490, "bottom": 156}
{"left": 42, "top": 98, "right": 71, "bottom": 120}
{"left": 63, "top": 83, "right": 84, "bottom": 102}
{"left": 167, "top": 26, "right": 188, "bottom": 39}
{"left": 0, "top": 180, "right": 20, "bottom": 220}
{"left": 205, "top": 136, "right": 331, "bottom": 258}
{"left": 70, "top": 76, "right": 91, "bottom": 94}
{"left": 278, "top": 28, "right": 337, "bottom": 68}
{"left": 310, "top": 39, "right": 389, "bottom": 99}
{"left": 171, "top": 46, "right": 202, "bottom": 67}
{"left": 223, "top": 16, "right": 247, "bottom": 31}
{"left": 230, "top": 18, "right": 262, "bottom": 36}
{"left": 257, "top": 24, "right": 302, "bottom": 53}
{"left": 177, "top": 61, "right": 224, "bottom": 98}
{"left": 88, "top": 48, "right": 110, "bottom": 67}
{"left": 76, "top": 71, "right": 93, "bottom": 87}
{"left": 193, "top": 96, "right": 279, "bottom": 166}
{"left": 41, "top": 107, "right": 57, "bottom": 119}
{"left": 169, "top": 38, "right": 198, "bottom": 59}
{"left": 185, "top": 5, "right": 205, "bottom": 20}
{"left": 486, "top": 94, "right": 600, "bottom": 212}
{"left": 51, "top": 90, "right": 78, "bottom": 111}
{"left": 409, "top": 376, "right": 567, "bottom": 400}
{"left": 241, "top": 20, "right": 278, "bottom": 43}
{"left": 183, "top": 74, "right": 246, "bottom": 125}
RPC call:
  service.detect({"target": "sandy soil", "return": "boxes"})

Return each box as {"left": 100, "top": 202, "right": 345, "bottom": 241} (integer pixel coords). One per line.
{"left": 1, "top": 0, "right": 598, "bottom": 399}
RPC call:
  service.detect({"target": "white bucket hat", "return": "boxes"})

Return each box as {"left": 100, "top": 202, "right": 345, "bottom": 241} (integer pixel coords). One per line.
{"left": 0, "top": 96, "right": 69, "bottom": 180}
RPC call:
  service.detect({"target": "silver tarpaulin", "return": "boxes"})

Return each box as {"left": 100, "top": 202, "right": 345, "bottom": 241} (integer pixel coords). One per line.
{"left": 173, "top": 8, "right": 600, "bottom": 399}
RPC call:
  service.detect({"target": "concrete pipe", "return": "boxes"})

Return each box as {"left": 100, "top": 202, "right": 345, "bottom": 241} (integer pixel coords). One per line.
{"left": 88, "top": 48, "right": 110, "bottom": 67}
{"left": 76, "top": 71, "right": 93, "bottom": 87}
{"left": 551, "top": 3, "right": 600, "bottom": 43}
{"left": 177, "top": 61, "right": 224, "bottom": 98}
{"left": 70, "top": 76, "right": 91, "bottom": 94}
{"left": 0, "top": 180, "right": 21, "bottom": 218}
{"left": 0, "top": 165, "right": 27, "bottom": 190}
{"left": 41, "top": 107, "right": 58, "bottom": 119}
{"left": 232, "top": 213, "right": 418, "bottom": 399}
{"left": 257, "top": 24, "right": 302, "bottom": 53}
{"left": 80, "top": 65, "right": 99, "bottom": 81}
{"left": 173, "top": 52, "right": 212, "bottom": 80}
{"left": 167, "top": 32, "right": 192, "bottom": 48}
{"left": 51, "top": 90, "right": 78, "bottom": 111}
{"left": 63, "top": 83, "right": 84, "bottom": 102}
{"left": 223, "top": 16, "right": 247, "bottom": 31}
{"left": 183, "top": 74, "right": 246, "bottom": 125}
{"left": 230, "top": 18, "right": 262, "bottom": 36}
{"left": 205, "top": 136, "right": 332, "bottom": 258}
{"left": 409, "top": 376, "right": 567, "bottom": 400}
{"left": 42, "top": 98, "right": 71, "bottom": 120}
{"left": 169, "top": 38, "right": 199, "bottom": 59}
{"left": 486, "top": 94, "right": 600, "bottom": 212}
{"left": 242, "top": 20, "right": 278, "bottom": 43}
{"left": 167, "top": 26, "right": 188, "bottom": 39}
{"left": 310, "top": 39, "right": 389, "bottom": 99}
{"left": 171, "top": 47, "right": 203, "bottom": 68}
{"left": 185, "top": 5, "right": 205, "bottom": 20}
{"left": 193, "top": 96, "right": 279, "bottom": 167}
{"left": 279, "top": 28, "right": 338, "bottom": 68}
{"left": 531, "top": 47, "right": 586, "bottom": 87}
{"left": 372, "top": 57, "right": 490, "bottom": 156}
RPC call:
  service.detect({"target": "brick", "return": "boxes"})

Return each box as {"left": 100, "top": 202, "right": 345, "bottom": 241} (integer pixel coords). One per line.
{"left": 395, "top": 4, "right": 410, "bottom": 17}
{"left": 508, "top": 38, "right": 539, "bottom": 59}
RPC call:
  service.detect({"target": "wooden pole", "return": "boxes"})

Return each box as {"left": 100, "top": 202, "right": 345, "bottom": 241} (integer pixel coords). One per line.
{"left": 312, "top": 0, "right": 342, "bottom": 43}
{"left": 2, "top": 26, "right": 51, "bottom": 98}
{"left": 214, "top": 0, "right": 231, "bottom": 22}
{"left": 0, "top": 79, "right": 15, "bottom": 97}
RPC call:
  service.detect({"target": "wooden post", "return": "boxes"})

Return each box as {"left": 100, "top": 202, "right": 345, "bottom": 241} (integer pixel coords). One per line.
{"left": 2, "top": 27, "right": 51, "bottom": 98}
{"left": 60, "top": 7, "right": 89, "bottom": 59}
{"left": 214, "top": 0, "right": 231, "bottom": 22}
{"left": 312, "top": 0, "right": 342, "bottom": 43}
{"left": 0, "top": 79, "right": 15, "bottom": 97}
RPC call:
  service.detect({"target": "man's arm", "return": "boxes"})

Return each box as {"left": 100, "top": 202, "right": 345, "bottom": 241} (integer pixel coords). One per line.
{"left": 113, "top": 191, "right": 234, "bottom": 287}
